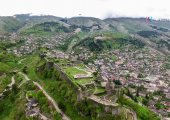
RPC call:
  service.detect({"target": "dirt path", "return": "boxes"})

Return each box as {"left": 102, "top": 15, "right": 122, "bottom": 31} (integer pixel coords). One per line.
{"left": 18, "top": 58, "right": 26, "bottom": 64}
{"left": 33, "top": 81, "right": 71, "bottom": 120}
{"left": 8, "top": 76, "right": 15, "bottom": 88}
{"left": 18, "top": 72, "right": 30, "bottom": 88}
{"left": 1, "top": 76, "right": 15, "bottom": 94}
{"left": 39, "top": 113, "right": 48, "bottom": 120}
{"left": 19, "top": 72, "right": 30, "bottom": 81}
{"left": 0, "top": 76, "right": 15, "bottom": 98}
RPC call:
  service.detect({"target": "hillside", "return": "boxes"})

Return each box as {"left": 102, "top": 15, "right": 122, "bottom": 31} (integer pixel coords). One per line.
{"left": 34, "top": 16, "right": 170, "bottom": 54}
{"left": 0, "top": 14, "right": 169, "bottom": 55}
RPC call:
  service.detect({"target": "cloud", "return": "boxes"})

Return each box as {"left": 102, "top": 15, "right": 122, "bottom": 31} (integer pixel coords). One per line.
{"left": 0, "top": 0, "right": 169, "bottom": 19}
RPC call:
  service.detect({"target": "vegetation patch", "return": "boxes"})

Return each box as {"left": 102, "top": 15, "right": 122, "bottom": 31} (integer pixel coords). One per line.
{"left": 111, "top": 55, "right": 117, "bottom": 62}
{"left": 118, "top": 94, "right": 160, "bottom": 120}
{"left": 94, "top": 87, "right": 106, "bottom": 95}
{"left": 74, "top": 33, "right": 145, "bottom": 52}
{"left": 137, "top": 30, "right": 161, "bottom": 38}
{"left": 20, "top": 22, "right": 73, "bottom": 36}
{"left": 162, "top": 63, "right": 170, "bottom": 69}
{"left": 0, "top": 62, "right": 11, "bottom": 73}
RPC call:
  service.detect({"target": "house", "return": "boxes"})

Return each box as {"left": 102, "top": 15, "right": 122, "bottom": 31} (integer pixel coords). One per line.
{"left": 25, "top": 99, "right": 40, "bottom": 118}
{"left": 105, "top": 82, "right": 115, "bottom": 95}
{"left": 26, "top": 107, "right": 39, "bottom": 118}
{"left": 166, "top": 94, "right": 170, "bottom": 99}
{"left": 27, "top": 99, "right": 38, "bottom": 109}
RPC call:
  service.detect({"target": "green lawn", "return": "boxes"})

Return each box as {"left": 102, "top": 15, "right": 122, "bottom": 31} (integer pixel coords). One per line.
{"left": 65, "top": 67, "right": 86, "bottom": 77}
{"left": 75, "top": 78, "right": 94, "bottom": 85}
{"left": 0, "top": 62, "right": 11, "bottom": 73}
{"left": 94, "top": 87, "right": 106, "bottom": 95}
{"left": 65, "top": 66, "right": 95, "bottom": 85}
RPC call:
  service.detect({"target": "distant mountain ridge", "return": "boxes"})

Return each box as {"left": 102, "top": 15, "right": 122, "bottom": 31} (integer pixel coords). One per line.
{"left": 0, "top": 14, "right": 169, "bottom": 55}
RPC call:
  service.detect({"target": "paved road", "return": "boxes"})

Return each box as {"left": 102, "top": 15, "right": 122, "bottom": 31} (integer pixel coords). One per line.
{"left": 33, "top": 81, "right": 71, "bottom": 120}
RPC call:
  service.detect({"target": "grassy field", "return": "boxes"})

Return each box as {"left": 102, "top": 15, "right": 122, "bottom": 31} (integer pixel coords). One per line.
{"left": 65, "top": 67, "right": 86, "bottom": 76}
{"left": 17, "top": 54, "right": 41, "bottom": 80}
{"left": 94, "top": 87, "right": 106, "bottom": 95}
{"left": 0, "top": 75, "right": 11, "bottom": 93}
{"left": 0, "top": 62, "right": 11, "bottom": 73}
{"left": 65, "top": 66, "right": 95, "bottom": 85}
{"left": 75, "top": 78, "right": 94, "bottom": 85}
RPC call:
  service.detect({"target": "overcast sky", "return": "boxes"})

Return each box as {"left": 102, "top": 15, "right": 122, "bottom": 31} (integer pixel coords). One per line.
{"left": 0, "top": 0, "right": 169, "bottom": 19}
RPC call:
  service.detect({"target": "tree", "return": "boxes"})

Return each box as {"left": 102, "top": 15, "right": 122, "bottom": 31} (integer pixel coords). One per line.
{"left": 92, "top": 71, "right": 98, "bottom": 77}
{"left": 58, "top": 101, "right": 66, "bottom": 112}
{"left": 145, "top": 93, "right": 150, "bottom": 99}
{"left": 114, "top": 80, "right": 122, "bottom": 85}
{"left": 0, "top": 102, "right": 4, "bottom": 113}
{"left": 138, "top": 73, "right": 144, "bottom": 78}
{"left": 125, "top": 73, "right": 130, "bottom": 79}
{"left": 155, "top": 102, "right": 166, "bottom": 110}
{"left": 22, "top": 66, "right": 28, "bottom": 74}
{"left": 142, "top": 98, "right": 149, "bottom": 106}
{"left": 136, "top": 86, "right": 140, "bottom": 97}
{"left": 127, "top": 89, "right": 135, "bottom": 101}
{"left": 12, "top": 84, "right": 18, "bottom": 94}
{"left": 39, "top": 53, "right": 46, "bottom": 59}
